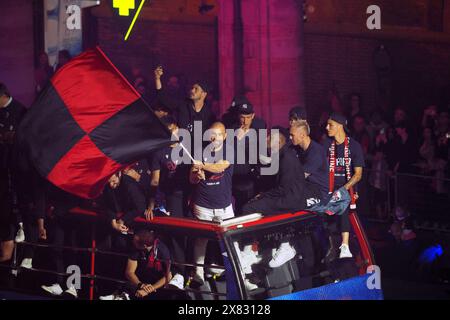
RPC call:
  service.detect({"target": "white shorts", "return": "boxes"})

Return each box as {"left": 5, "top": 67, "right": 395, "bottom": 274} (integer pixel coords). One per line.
{"left": 193, "top": 204, "right": 234, "bottom": 222}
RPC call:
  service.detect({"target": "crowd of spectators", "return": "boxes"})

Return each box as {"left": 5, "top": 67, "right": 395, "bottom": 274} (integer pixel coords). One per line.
{"left": 0, "top": 51, "right": 448, "bottom": 300}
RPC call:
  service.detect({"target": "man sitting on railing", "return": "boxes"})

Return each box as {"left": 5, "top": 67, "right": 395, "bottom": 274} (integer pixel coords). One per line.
{"left": 125, "top": 229, "right": 174, "bottom": 300}
{"left": 101, "top": 228, "right": 174, "bottom": 300}
{"left": 324, "top": 113, "right": 365, "bottom": 259}
{"left": 289, "top": 120, "right": 329, "bottom": 202}
{"left": 240, "top": 128, "right": 308, "bottom": 270}
{"left": 242, "top": 128, "right": 307, "bottom": 216}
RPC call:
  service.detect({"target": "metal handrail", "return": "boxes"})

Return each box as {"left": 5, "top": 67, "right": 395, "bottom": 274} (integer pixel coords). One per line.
{"left": 0, "top": 263, "right": 227, "bottom": 297}
{"left": 364, "top": 168, "right": 450, "bottom": 182}
{"left": 8, "top": 225, "right": 228, "bottom": 300}
{"left": 394, "top": 172, "right": 450, "bottom": 182}
{"left": 16, "top": 240, "right": 225, "bottom": 269}
{"left": 361, "top": 168, "right": 449, "bottom": 226}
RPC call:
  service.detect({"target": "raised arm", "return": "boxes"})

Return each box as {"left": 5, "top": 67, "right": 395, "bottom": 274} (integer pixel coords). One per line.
{"left": 154, "top": 66, "right": 163, "bottom": 90}
{"left": 154, "top": 66, "right": 184, "bottom": 112}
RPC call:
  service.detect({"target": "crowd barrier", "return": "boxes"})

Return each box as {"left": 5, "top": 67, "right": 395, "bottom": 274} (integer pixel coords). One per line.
{"left": 358, "top": 169, "right": 450, "bottom": 231}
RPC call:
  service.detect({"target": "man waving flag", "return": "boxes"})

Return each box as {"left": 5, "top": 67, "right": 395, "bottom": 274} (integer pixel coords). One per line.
{"left": 18, "top": 47, "right": 172, "bottom": 199}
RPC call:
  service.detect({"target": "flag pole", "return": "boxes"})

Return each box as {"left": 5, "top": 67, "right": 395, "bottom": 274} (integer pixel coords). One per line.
{"left": 178, "top": 142, "right": 196, "bottom": 163}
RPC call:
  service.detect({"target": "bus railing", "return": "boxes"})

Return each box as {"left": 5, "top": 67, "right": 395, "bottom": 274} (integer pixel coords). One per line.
{"left": 3, "top": 212, "right": 227, "bottom": 300}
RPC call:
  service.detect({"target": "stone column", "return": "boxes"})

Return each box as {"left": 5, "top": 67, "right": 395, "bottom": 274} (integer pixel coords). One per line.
{"left": 217, "top": 0, "right": 237, "bottom": 116}
{"left": 0, "top": 0, "right": 35, "bottom": 106}
{"left": 218, "top": 0, "right": 306, "bottom": 127}
{"left": 444, "top": 0, "right": 450, "bottom": 34}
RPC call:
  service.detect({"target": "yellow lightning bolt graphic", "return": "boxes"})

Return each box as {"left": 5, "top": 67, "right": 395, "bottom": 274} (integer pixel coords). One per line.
{"left": 113, "top": 0, "right": 135, "bottom": 16}
{"left": 124, "top": 0, "right": 146, "bottom": 41}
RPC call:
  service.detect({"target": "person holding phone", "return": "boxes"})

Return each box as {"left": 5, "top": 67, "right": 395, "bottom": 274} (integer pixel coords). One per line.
{"left": 154, "top": 66, "right": 216, "bottom": 136}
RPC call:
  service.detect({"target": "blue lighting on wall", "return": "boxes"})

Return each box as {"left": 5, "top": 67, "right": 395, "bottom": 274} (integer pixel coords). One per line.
{"left": 419, "top": 244, "right": 444, "bottom": 264}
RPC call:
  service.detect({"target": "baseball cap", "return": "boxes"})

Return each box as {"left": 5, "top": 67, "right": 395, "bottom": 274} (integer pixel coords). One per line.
{"left": 231, "top": 96, "right": 254, "bottom": 114}
{"left": 329, "top": 112, "right": 350, "bottom": 133}
{"left": 289, "top": 106, "right": 307, "bottom": 120}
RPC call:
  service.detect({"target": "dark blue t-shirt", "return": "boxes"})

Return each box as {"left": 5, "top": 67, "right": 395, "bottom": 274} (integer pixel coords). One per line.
{"left": 193, "top": 144, "right": 234, "bottom": 209}
{"left": 128, "top": 159, "right": 151, "bottom": 194}
{"left": 323, "top": 137, "right": 365, "bottom": 188}
{"left": 299, "top": 140, "right": 329, "bottom": 200}
{"left": 150, "top": 146, "right": 188, "bottom": 194}
{"left": 129, "top": 240, "right": 171, "bottom": 284}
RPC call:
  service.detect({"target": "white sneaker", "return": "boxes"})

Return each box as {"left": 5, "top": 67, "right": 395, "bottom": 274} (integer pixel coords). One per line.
{"left": 339, "top": 244, "right": 353, "bottom": 258}
{"left": 65, "top": 286, "right": 78, "bottom": 298}
{"left": 241, "top": 250, "right": 261, "bottom": 274}
{"left": 234, "top": 243, "right": 261, "bottom": 275}
{"left": 259, "top": 154, "right": 272, "bottom": 165}
{"left": 100, "top": 292, "right": 130, "bottom": 300}
{"left": 244, "top": 279, "right": 258, "bottom": 291}
{"left": 234, "top": 242, "right": 250, "bottom": 274}
{"left": 168, "top": 273, "right": 185, "bottom": 289}
{"left": 41, "top": 283, "right": 63, "bottom": 296}
{"left": 206, "top": 264, "right": 225, "bottom": 277}
{"left": 20, "top": 258, "right": 33, "bottom": 269}
{"left": 15, "top": 226, "right": 25, "bottom": 243}
{"left": 114, "top": 292, "right": 130, "bottom": 300}
{"left": 242, "top": 245, "right": 261, "bottom": 264}
{"left": 269, "top": 243, "right": 296, "bottom": 268}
